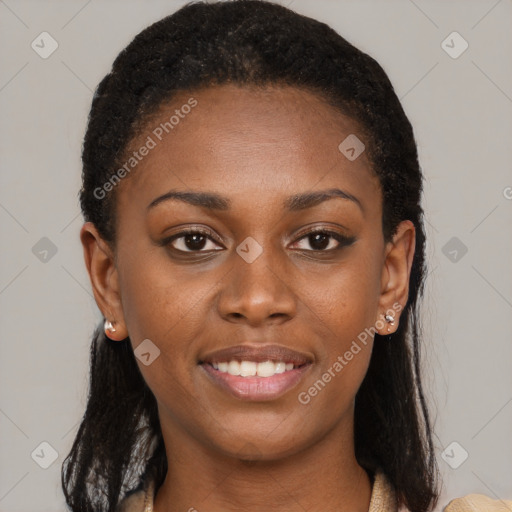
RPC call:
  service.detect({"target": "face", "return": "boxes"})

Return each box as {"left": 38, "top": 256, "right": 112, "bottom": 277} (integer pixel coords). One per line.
{"left": 81, "top": 84, "right": 414, "bottom": 461}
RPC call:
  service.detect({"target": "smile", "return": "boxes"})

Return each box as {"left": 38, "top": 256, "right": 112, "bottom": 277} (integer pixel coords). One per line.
{"left": 198, "top": 343, "right": 313, "bottom": 401}
{"left": 200, "top": 360, "right": 312, "bottom": 401}
{"left": 211, "top": 360, "right": 298, "bottom": 377}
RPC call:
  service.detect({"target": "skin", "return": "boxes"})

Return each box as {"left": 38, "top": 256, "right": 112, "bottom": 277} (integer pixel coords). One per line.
{"left": 81, "top": 84, "right": 415, "bottom": 512}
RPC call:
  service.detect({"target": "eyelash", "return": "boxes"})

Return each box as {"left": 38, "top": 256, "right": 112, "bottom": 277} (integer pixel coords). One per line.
{"left": 160, "top": 227, "right": 355, "bottom": 255}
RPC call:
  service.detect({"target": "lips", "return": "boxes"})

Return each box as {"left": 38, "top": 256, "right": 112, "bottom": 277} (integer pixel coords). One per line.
{"left": 198, "top": 344, "right": 313, "bottom": 401}
{"left": 199, "top": 344, "right": 313, "bottom": 366}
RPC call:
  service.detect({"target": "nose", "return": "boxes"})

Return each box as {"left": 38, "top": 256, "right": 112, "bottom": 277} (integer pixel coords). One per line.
{"left": 216, "top": 243, "right": 297, "bottom": 327}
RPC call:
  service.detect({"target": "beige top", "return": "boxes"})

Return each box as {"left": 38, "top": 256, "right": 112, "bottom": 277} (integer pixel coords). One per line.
{"left": 116, "top": 471, "right": 512, "bottom": 511}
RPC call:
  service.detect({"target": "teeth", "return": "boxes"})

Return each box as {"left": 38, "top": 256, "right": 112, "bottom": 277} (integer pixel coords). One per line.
{"left": 228, "top": 360, "right": 240, "bottom": 375}
{"left": 240, "top": 361, "right": 257, "bottom": 376}
{"left": 274, "top": 362, "right": 286, "bottom": 374}
{"left": 257, "top": 361, "right": 276, "bottom": 377}
{"left": 210, "top": 360, "right": 298, "bottom": 377}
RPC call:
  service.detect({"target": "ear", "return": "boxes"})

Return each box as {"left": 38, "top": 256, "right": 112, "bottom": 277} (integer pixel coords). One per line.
{"left": 80, "top": 222, "right": 128, "bottom": 340}
{"left": 376, "top": 220, "right": 416, "bottom": 335}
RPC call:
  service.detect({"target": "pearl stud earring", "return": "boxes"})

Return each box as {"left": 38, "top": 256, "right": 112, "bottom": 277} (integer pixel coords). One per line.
{"left": 104, "top": 319, "right": 116, "bottom": 334}
{"left": 384, "top": 314, "right": 395, "bottom": 325}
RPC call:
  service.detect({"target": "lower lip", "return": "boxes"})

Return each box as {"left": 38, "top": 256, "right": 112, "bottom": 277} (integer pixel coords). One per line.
{"left": 200, "top": 363, "right": 312, "bottom": 401}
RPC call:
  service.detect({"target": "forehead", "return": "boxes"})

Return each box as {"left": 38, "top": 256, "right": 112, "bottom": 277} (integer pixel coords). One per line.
{"left": 118, "top": 84, "right": 380, "bottom": 217}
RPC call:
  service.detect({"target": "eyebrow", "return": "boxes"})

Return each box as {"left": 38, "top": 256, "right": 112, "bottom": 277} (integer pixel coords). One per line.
{"left": 147, "top": 187, "right": 363, "bottom": 213}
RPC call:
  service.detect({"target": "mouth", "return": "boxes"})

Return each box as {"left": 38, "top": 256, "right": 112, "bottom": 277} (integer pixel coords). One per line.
{"left": 198, "top": 344, "right": 313, "bottom": 401}
{"left": 207, "top": 359, "right": 306, "bottom": 377}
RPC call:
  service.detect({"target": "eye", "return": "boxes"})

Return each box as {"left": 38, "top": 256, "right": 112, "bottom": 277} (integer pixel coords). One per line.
{"left": 160, "top": 227, "right": 355, "bottom": 255}
{"left": 291, "top": 228, "right": 355, "bottom": 252}
{"left": 163, "top": 228, "right": 224, "bottom": 253}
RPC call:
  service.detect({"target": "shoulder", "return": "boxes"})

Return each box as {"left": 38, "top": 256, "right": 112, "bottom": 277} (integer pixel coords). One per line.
{"left": 370, "top": 469, "right": 512, "bottom": 512}
{"left": 116, "top": 488, "right": 146, "bottom": 512}
{"left": 116, "top": 476, "right": 155, "bottom": 512}
{"left": 368, "top": 470, "right": 400, "bottom": 511}
{"left": 443, "top": 493, "right": 512, "bottom": 511}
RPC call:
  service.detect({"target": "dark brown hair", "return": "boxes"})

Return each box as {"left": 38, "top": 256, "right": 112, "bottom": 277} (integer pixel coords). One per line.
{"left": 63, "top": 1, "right": 439, "bottom": 511}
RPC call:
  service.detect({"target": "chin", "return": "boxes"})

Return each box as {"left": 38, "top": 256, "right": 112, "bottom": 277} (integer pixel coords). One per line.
{"left": 211, "top": 431, "right": 310, "bottom": 463}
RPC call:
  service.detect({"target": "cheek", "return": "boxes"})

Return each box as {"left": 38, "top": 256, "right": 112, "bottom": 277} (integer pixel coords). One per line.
{"left": 293, "top": 249, "right": 382, "bottom": 410}
{"left": 118, "top": 240, "right": 199, "bottom": 336}
{"left": 117, "top": 258, "right": 210, "bottom": 415}
{"left": 305, "top": 249, "right": 382, "bottom": 347}
{"left": 117, "top": 249, "right": 219, "bottom": 384}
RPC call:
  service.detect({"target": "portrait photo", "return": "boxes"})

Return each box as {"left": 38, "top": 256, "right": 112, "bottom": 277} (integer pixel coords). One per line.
{"left": 0, "top": 1, "right": 511, "bottom": 511}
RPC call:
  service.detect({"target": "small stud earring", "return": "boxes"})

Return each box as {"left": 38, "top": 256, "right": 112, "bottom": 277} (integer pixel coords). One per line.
{"left": 384, "top": 314, "right": 395, "bottom": 325}
{"left": 384, "top": 313, "right": 395, "bottom": 334}
{"left": 104, "top": 319, "right": 116, "bottom": 334}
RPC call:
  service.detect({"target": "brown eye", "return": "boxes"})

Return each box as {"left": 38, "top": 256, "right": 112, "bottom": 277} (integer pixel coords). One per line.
{"left": 163, "top": 229, "right": 223, "bottom": 253}
{"left": 292, "top": 229, "right": 355, "bottom": 252}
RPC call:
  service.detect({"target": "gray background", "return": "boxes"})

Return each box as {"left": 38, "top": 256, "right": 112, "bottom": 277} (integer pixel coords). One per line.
{"left": 1, "top": 0, "right": 511, "bottom": 510}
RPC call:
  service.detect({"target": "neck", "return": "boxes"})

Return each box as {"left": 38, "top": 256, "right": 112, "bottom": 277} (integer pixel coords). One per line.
{"left": 152, "top": 418, "right": 372, "bottom": 512}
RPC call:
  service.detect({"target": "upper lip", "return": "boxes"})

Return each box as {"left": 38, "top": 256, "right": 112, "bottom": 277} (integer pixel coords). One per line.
{"left": 199, "top": 344, "right": 313, "bottom": 366}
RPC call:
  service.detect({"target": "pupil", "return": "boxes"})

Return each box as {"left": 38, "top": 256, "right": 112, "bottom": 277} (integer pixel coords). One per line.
{"left": 310, "top": 233, "right": 329, "bottom": 250}
{"left": 183, "top": 233, "right": 332, "bottom": 251}
{"left": 185, "top": 233, "right": 206, "bottom": 250}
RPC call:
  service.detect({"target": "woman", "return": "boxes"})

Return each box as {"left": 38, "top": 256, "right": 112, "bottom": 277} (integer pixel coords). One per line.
{"left": 61, "top": 1, "right": 511, "bottom": 511}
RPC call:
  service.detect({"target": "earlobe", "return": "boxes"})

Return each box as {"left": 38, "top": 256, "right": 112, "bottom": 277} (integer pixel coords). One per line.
{"left": 80, "top": 222, "right": 128, "bottom": 341}
{"left": 376, "top": 220, "right": 416, "bottom": 335}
